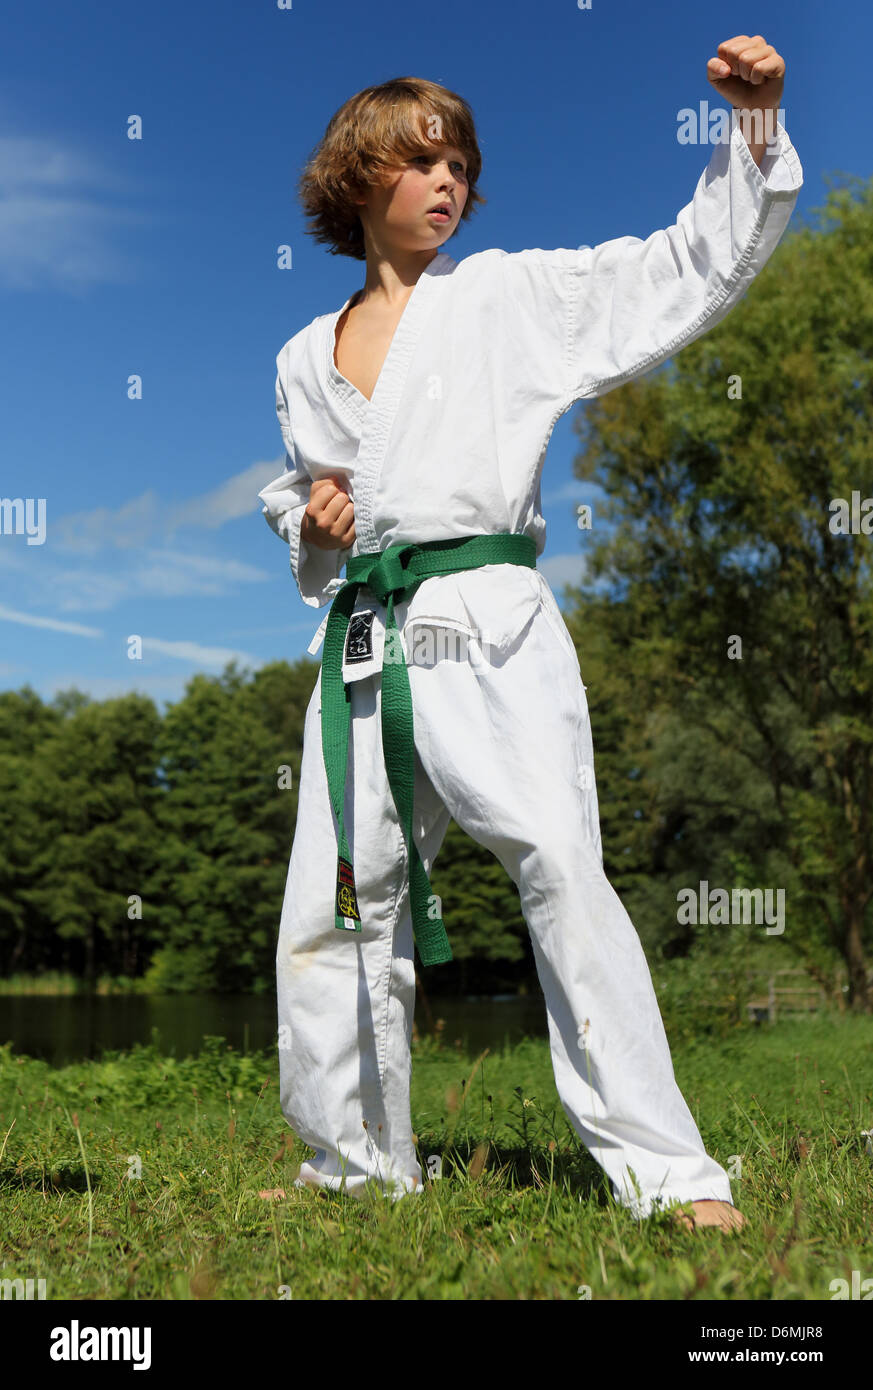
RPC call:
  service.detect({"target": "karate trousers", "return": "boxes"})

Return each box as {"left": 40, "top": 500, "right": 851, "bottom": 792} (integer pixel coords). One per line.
{"left": 275, "top": 587, "right": 735, "bottom": 1219}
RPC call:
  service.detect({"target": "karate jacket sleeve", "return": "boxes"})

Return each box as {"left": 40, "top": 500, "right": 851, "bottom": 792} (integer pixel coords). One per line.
{"left": 257, "top": 360, "right": 349, "bottom": 608}
{"left": 497, "top": 117, "right": 804, "bottom": 410}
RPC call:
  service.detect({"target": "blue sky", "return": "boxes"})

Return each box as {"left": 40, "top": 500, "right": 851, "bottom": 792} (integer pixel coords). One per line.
{"left": 0, "top": 0, "right": 866, "bottom": 711}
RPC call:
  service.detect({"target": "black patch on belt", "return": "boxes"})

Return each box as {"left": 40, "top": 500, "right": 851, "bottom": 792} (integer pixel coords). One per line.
{"left": 336, "top": 857, "right": 361, "bottom": 921}
{"left": 345, "top": 610, "right": 375, "bottom": 663}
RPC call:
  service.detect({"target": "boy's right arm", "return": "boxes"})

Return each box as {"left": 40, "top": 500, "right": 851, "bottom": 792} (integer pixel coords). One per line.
{"left": 257, "top": 358, "right": 355, "bottom": 608}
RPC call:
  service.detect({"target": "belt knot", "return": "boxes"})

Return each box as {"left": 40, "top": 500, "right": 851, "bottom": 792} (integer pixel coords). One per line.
{"left": 347, "top": 543, "right": 420, "bottom": 603}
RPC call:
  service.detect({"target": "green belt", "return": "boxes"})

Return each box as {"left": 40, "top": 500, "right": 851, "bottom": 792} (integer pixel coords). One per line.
{"left": 320, "top": 532, "right": 537, "bottom": 967}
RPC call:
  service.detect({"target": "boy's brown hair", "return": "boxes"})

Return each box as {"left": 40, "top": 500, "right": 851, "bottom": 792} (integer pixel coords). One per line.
{"left": 297, "top": 76, "right": 486, "bottom": 261}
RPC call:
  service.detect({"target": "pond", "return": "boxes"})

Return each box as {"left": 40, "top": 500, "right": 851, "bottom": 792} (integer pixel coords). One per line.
{"left": 0, "top": 992, "right": 549, "bottom": 1067}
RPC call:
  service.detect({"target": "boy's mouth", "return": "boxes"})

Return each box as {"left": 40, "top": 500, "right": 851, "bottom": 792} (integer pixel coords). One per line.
{"left": 426, "top": 204, "right": 453, "bottom": 222}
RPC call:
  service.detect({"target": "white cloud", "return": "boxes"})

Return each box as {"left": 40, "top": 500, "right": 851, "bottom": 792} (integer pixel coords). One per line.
{"left": 539, "top": 552, "right": 588, "bottom": 596}
{"left": 0, "top": 139, "right": 118, "bottom": 191}
{"left": 54, "top": 460, "right": 287, "bottom": 554}
{"left": 0, "top": 462, "right": 280, "bottom": 632}
{"left": 0, "top": 135, "right": 148, "bottom": 291}
{"left": 171, "top": 460, "right": 286, "bottom": 530}
{"left": 122, "top": 550, "right": 267, "bottom": 599}
{"left": 46, "top": 550, "right": 269, "bottom": 612}
{"left": 138, "top": 636, "right": 258, "bottom": 668}
{"left": 53, "top": 491, "right": 165, "bottom": 553}
{"left": 0, "top": 603, "right": 102, "bottom": 636}
{"left": 541, "top": 479, "right": 588, "bottom": 505}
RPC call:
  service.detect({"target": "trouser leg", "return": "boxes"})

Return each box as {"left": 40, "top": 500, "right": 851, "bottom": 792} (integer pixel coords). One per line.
{"left": 276, "top": 670, "right": 450, "bottom": 1198}
{"left": 407, "top": 608, "right": 735, "bottom": 1219}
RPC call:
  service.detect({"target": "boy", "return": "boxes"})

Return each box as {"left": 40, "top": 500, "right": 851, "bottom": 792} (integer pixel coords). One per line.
{"left": 258, "top": 37, "right": 802, "bottom": 1232}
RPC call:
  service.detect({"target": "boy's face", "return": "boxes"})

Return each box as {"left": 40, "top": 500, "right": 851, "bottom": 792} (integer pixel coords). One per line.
{"left": 355, "top": 141, "right": 469, "bottom": 255}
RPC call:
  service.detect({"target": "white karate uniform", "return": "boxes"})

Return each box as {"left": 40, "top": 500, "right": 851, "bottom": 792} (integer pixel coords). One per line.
{"left": 259, "top": 121, "right": 803, "bottom": 1215}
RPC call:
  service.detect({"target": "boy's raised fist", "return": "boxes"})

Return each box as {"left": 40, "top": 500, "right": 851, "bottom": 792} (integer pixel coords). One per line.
{"left": 707, "top": 35, "right": 785, "bottom": 111}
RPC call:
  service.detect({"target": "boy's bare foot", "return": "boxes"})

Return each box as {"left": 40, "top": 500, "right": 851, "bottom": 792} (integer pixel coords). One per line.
{"left": 671, "top": 1200, "right": 746, "bottom": 1233}
{"left": 258, "top": 1187, "right": 286, "bottom": 1200}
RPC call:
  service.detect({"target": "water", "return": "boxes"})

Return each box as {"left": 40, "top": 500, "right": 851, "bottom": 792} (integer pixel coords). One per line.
{"left": 0, "top": 992, "right": 549, "bottom": 1067}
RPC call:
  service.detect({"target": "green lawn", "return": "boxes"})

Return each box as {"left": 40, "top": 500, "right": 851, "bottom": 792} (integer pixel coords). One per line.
{"left": 1, "top": 1016, "right": 872, "bottom": 1300}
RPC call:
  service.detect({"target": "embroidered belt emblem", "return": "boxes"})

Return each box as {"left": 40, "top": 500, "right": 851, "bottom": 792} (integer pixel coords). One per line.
{"left": 336, "top": 857, "right": 361, "bottom": 924}
{"left": 345, "top": 610, "right": 375, "bottom": 663}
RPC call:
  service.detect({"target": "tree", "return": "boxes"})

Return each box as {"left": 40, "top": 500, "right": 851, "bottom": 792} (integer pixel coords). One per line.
{"left": 0, "top": 689, "right": 62, "bottom": 974}
{"left": 429, "top": 819, "right": 531, "bottom": 994}
{"left": 149, "top": 659, "right": 318, "bottom": 991}
{"left": 24, "top": 693, "right": 163, "bottom": 983}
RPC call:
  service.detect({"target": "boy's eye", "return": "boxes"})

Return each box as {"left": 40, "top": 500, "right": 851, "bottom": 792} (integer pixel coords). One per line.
{"left": 412, "top": 154, "right": 467, "bottom": 175}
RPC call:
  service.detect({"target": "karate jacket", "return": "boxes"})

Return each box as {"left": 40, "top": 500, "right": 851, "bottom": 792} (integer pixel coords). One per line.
{"left": 258, "top": 119, "right": 803, "bottom": 672}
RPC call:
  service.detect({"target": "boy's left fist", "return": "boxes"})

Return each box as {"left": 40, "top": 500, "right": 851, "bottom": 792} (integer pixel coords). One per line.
{"left": 707, "top": 35, "right": 785, "bottom": 111}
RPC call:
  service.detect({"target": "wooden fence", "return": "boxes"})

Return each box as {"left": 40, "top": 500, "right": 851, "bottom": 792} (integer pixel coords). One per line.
{"left": 743, "top": 970, "right": 829, "bottom": 1023}
{"left": 710, "top": 968, "right": 847, "bottom": 1022}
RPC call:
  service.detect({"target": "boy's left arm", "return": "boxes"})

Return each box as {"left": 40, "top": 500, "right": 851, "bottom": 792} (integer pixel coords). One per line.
{"left": 498, "top": 34, "right": 803, "bottom": 410}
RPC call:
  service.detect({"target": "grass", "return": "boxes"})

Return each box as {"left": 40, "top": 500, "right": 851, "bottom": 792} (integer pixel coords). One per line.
{"left": 1, "top": 1016, "right": 872, "bottom": 1300}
